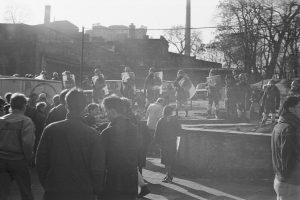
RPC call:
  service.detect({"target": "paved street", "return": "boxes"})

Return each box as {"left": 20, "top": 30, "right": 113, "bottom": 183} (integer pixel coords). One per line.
{"left": 6, "top": 156, "right": 275, "bottom": 200}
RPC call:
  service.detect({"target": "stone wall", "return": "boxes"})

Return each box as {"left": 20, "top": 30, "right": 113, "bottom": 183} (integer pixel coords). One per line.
{"left": 177, "top": 127, "right": 274, "bottom": 180}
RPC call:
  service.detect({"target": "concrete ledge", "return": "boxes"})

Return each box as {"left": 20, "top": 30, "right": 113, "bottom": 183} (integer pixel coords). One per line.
{"left": 177, "top": 127, "right": 273, "bottom": 180}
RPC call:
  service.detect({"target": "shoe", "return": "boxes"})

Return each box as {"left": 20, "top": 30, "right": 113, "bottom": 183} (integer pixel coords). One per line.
{"left": 162, "top": 176, "right": 173, "bottom": 183}
{"left": 138, "top": 185, "right": 151, "bottom": 198}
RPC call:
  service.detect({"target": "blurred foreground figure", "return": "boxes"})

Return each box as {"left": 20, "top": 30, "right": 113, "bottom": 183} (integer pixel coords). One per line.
{"left": 271, "top": 96, "right": 300, "bottom": 200}
{"left": 101, "top": 96, "right": 138, "bottom": 200}
{"left": 0, "top": 93, "right": 35, "bottom": 200}
{"left": 36, "top": 89, "right": 105, "bottom": 200}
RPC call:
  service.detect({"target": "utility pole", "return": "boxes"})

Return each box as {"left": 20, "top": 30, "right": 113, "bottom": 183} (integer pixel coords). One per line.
{"left": 80, "top": 27, "right": 84, "bottom": 88}
{"left": 185, "top": 0, "right": 191, "bottom": 56}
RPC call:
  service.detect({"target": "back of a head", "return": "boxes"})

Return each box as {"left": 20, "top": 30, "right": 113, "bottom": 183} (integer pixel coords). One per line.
{"left": 4, "top": 92, "right": 12, "bottom": 103}
{"left": 52, "top": 94, "right": 60, "bottom": 106}
{"left": 59, "top": 89, "right": 69, "bottom": 104}
{"left": 102, "top": 96, "right": 124, "bottom": 114}
{"left": 87, "top": 103, "right": 99, "bottom": 114}
{"left": 65, "top": 89, "right": 87, "bottom": 113}
{"left": 163, "top": 105, "right": 174, "bottom": 117}
{"left": 156, "top": 97, "right": 165, "bottom": 105}
{"left": 10, "top": 93, "right": 28, "bottom": 111}
{"left": 120, "top": 97, "right": 132, "bottom": 114}
{"left": 279, "top": 96, "right": 300, "bottom": 116}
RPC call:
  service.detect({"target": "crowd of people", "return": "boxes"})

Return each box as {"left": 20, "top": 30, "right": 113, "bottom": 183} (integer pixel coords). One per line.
{"left": 0, "top": 80, "right": 182, "bottom": 199}
{"left": 2, "top": 66, "right": 300, "bottom": 199}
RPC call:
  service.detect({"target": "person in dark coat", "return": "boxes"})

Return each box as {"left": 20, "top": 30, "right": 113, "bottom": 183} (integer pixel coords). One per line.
{"left": 44, "top": 89, "right": 69, "bottom": 126}
{"left": 271, "top": 96, "right": 300, "bottom": 199}
{"left": 155, "top": 105, "right": 181, "bottom": 183}
{"left": 288, "top": 79, "right": 300, "bottom": 97}
{"left": 34, "top": 102, "right": 47, "bottom": 153}
{"left": 36, "top": 89, "right": 105, "bottom": 200}
{"left": 261, "top": 80, "right": 281, "bottom": 124}
{"left": 236, "top": 73, "right": 252, "bottom": 121}
{"left": 25, "top": 93, "right": 38, "bottom": 127}
{"left": 92, "top": 68, "right": 106, "bottom": 104}
{"left": 121, "top": 66, "right": 136, "bottom": 102}
{"left": 4, "top": 92, "right": 12, "bottom": 114}
{"left": 144, "top": 67, "right": 156, "bottom": 106}
{"left": 173, "top": 69, "right": 191, "bottom": 117}
{"left": 101, "top": 96, "right": 138, "bottom": 200}
{"left": 224, "top": 75, "right": 238, "bottom": 121}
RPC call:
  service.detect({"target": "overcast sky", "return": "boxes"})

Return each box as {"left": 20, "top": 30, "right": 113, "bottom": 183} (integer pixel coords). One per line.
{"left": 0, "top": 0, "right": 221, "bottom": 43}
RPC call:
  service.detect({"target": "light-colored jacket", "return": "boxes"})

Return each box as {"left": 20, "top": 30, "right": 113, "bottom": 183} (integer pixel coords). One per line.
{"left": 0, "top": 112, "right": 35, "bottom": 161}
{"left": 146, "top": 103, "right": 163, "bottom": 130}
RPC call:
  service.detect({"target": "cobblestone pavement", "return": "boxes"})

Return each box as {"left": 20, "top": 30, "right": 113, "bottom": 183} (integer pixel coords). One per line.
{"left": 5, "top": 157, "right": 275, "bottom": 200}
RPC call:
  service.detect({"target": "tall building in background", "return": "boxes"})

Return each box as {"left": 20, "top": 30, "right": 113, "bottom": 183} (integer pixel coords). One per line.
{"left": 185, "top": 0, "right": 191, "bottom": 56}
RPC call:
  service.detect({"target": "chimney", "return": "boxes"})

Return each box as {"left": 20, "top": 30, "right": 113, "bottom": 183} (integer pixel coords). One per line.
{"left": 44, "top": 5, "right": 51, "bottom": 24}
{"left": 128, "top": 23, "right": 136, "bottom": 39}
{"left": 185, "top": 0, "right": 191, "bottom": 56}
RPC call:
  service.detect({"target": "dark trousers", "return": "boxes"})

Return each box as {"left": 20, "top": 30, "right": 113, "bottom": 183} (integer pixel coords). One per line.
{"left": 0, "top": 158, "right": 34, "bottom": 200}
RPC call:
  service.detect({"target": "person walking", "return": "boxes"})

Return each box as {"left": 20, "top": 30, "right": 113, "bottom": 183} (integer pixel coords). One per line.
{"left": 101, "top": 96, "right": 138, "bottom": 200}
{"left": 155, "top": 105, "right": 181, "bottom": 183}
{"left": 36, "top": 89, "right": 105, "bottom": 200}
{"left": 144, "top": 67, "right": 156, "bottom": 106}
{"left": 261, "top": 80, "right": 280, "bottom": 124}
{"left": 0, "top": 93, "right": 35, "bottom": 200}
{"left": 271, "top": 96, "right": 300, "bottom": 199}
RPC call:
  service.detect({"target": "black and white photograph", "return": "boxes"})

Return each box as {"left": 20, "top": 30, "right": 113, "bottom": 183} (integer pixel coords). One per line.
{"left": 0, "top": 0, "right": 300, "bottom": 199}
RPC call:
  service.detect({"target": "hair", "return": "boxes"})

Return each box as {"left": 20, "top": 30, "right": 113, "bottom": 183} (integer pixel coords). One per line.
{"left": 0, "top": 97, "right": 5, "bottom": 107}
{"left": 87, "top": 103, "right": 99, "bottom": 114}
{"left": 65, "top": 89, "right": 87, "bottom": 113}
{"left": 10, "top": 93, "right": 28, "bottom": 110}
{"left": 36, "top": 102, "right": 46, "bottom": 112}
{"left": 59, "top": 89, "right": 69, "bottom": 104}
{"left": 279, "top": 96, "right": 300, "bottom": 116}
{"left": 156, "top": 97, "right": 165, "bottom": 105}
{"left": 163, "top": 105, "right": 174, "bottom": 117}
{"left": 102, "top": 96, "right": 124, "bottom": 114}
{"left": 120, "top": 97, "right": 132, "bottom": 114}
{"left": 52, "top": 94, "right": 60, "bottom": 106}
{"left": 4, "top": 92, "right": 12, "bottom": 103}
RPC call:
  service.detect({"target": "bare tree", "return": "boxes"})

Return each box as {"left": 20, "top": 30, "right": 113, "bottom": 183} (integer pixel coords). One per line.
{"left": 3, "top": 3, "right": 32, "bottom": 24}
{"left": 163, "top": 25, "right": 204, "bottom": 57}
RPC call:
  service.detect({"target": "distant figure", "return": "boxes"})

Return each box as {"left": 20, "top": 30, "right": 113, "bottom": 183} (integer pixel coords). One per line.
{"left": 36, "top": 89, "right": 105, "bottom": 200}
{"left": 92, "top": 68, "right": 106, "bottom": 104}
{"left": 155, "top": 105, "right": 180, "bottom": 183}
{"left": 224, "top": 75, "right": 238, "bottom": 121}
{"left": 173, "top": 69, "right": 191, "bottom": 117}
{"left": 101, "top": 96, "right": 138, "bottom": 199}
{"left": 206, "top": 69, "right": 222, "bottom": 119}
{"left": 288, "top": 79, "right": 300, "bottom": 97}
{"left": 121, "top": 66, "right": 136, "bottom": 102}
{"left": 261, "top": 80, "right": 280, "bottom": 124}
{"left": 35, "top": 71, "right": 47, "bottom": 80}
{"left": 236, "top": 73, "right": 252, "bottom": 121}
{"left": 62, "top": 71, "right": 75, "bottom": 89}
{"left": 51, "top": 72, "right": 59, "bottom": 81}
{"left": 271, "top": 96, "right": 300, "bottom": 199}
{"left": 44, "top": 89, "right": 69, "bottom": 126}
{"left": 0, "top": 93, "right": 35, "bottom": 200}
{"left": 25, "top": 93, "right": 38, "bottom": 129}
{"left": 144, "top": 67, "right": 156, "bottom": 106}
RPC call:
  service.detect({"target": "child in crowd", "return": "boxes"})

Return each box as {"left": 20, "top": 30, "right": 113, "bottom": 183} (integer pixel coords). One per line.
{"left": 155, "top": 105, "right": 181, "bottom": 183}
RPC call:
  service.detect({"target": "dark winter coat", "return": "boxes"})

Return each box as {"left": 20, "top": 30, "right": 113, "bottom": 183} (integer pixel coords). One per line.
{"left": 100, "top": 115, "right": 138, "bottom": 199}
{"left": 36, "top": 113, "right": 105, "bottom": 200}
{"left": 236, "top": 82, "right": 252, "bottom": 111}
{"left": 271, "top": 113, "right": 300, "bottom": 185}
{"left": 174, "top": 75, "right": 190, "bottom": 103}
{"left": 155, "top": 115, "right": 181, "bottom": 166}
{"left": 44, "top": 104, "right": 67, "bottom": 126}
{"left": 262, "top": 84, "right": 281, "bottom": 110}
